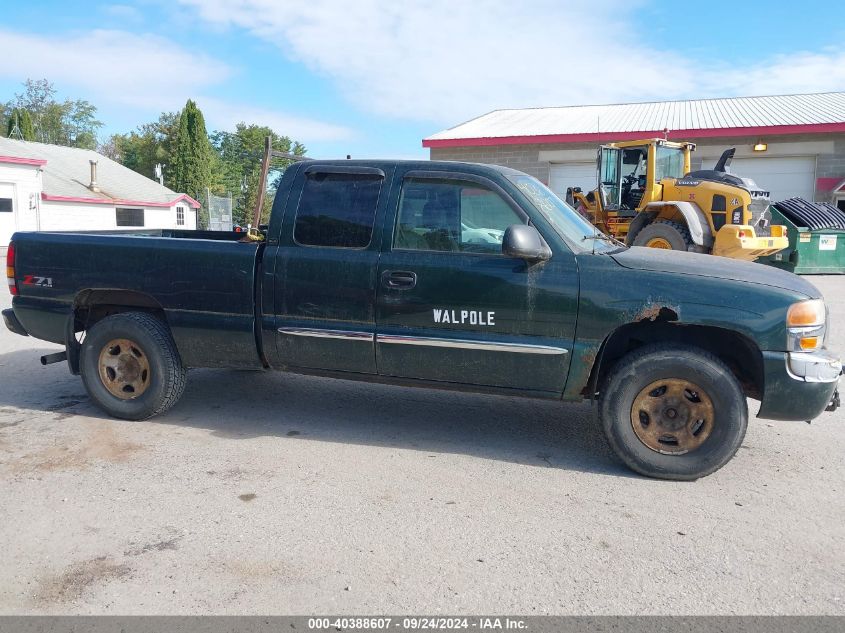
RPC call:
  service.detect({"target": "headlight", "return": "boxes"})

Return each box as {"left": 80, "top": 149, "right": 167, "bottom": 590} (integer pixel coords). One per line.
{"left": 787, "top": 299, "right": 826, "bottom": 351}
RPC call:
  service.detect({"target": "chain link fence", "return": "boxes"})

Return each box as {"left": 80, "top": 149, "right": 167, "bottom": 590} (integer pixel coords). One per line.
{"left": 206, "top": 190, "right": 233, "bottom": 232}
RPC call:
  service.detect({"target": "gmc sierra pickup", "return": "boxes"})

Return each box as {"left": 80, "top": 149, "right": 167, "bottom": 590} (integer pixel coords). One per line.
{"left": 3, "top": 160, "right": 840, "bottom": 479}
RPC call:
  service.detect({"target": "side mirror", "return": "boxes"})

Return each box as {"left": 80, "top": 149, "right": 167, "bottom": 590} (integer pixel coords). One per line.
{"left": 502, "top": 225, "right": 551, "bottom": 262}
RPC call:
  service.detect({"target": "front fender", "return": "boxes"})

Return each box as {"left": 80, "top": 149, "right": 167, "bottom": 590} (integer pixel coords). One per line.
{"left": 644, "top": 201, "right": 713, "bottom": 247}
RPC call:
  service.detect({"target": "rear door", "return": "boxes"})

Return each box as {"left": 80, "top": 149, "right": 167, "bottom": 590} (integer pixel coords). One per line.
{"left": 375, "top": 170, "right": 578, "bottom": 394}
{"left": 269, "top": 164, "right": 391, "bottom": 374}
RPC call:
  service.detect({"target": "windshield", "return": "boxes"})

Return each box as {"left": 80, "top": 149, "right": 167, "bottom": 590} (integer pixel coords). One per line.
{"left": 507, "top": 175, "right": 621, "bottom": 254}
{"left": 655, "top": 146, "right": 686, "bottom": 181}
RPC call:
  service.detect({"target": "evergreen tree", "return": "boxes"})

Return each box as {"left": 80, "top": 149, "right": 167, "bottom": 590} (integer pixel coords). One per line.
{"left": 5, "top": 108, "right": 35, "bottom": 140}
{"left": 172, "top": 100, "right": 214, "bottom": 227}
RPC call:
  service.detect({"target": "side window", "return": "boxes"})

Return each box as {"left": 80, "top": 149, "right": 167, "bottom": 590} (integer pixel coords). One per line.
{"left": 394, "top": 178, "right": 524, "bottom": 253}
{"left": 294, "top": 171, "right": 383, "bottom": 248}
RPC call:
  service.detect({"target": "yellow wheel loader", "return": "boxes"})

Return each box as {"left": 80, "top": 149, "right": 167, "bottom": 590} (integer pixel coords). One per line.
{"left": 565, "top": 139, "right": 788, "bottom": 261}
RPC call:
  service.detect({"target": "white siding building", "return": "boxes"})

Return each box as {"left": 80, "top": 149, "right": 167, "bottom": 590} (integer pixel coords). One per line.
{"left": 0, "top": 137, "right": 200, "bottom": 247}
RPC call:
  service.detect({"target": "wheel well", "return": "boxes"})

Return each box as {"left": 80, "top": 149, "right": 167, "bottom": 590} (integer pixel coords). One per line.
{"left": 625, "top": 211, "right": 657, "bottom": 245}
{"left": 73, "top": 289, "right": 166, "bottom": 332}
{"left": 587, "top": 322, "right": 764, "bottom": 400}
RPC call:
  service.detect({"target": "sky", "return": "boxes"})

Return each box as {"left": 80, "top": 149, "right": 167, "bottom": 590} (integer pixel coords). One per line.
{"left": 1, "top": 0, "right": 844, "bottom": 161}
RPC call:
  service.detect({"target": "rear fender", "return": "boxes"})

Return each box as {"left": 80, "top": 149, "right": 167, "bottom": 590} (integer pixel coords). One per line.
{"left": 68, "top": 289, "right": 166, "bottom": 375}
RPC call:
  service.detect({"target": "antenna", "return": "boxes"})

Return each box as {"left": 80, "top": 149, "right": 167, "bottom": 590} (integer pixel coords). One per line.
{"left": 7, "top": 109, "right": 23, "bottom": 140}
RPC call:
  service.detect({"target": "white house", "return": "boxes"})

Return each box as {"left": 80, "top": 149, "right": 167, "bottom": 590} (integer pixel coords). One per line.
{"left": 0, "top": 137, "right": 200, "bottom": 247}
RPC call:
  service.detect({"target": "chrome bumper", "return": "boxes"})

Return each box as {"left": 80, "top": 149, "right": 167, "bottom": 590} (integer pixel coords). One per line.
{"left": 787, "top": 350, "right": 842, "bottom": 383}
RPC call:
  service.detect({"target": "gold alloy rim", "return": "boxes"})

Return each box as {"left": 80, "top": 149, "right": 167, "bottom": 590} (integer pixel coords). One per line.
{"left": 98, "top": 338, "right": 151, "bottom": 399}
{"left": 645, "top": 237, "right": 673, "bottom": 249}
{"left": 630, "top": 378, "right": 715, "bottom": 455}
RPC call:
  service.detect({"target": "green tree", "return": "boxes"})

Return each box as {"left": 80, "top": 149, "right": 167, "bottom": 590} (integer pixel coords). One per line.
{"left": 105, "top": 112, "right": 179, "bottom": 185}
{"left": 172, "top": 100, "right": 215, "bottom": 227}
{"left": 210, "top": 123, "right": 307, "bottom": 225}
{"left": 5, "top": 108, "right": 35, "bottom": 140}
{"left": 6, "top": 79, "right": 102, "bottom": 148}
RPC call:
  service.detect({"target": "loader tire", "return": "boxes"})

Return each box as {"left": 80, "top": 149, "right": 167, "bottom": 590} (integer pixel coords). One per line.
{"left": 80, "top": 312, "right": 187, "bottom": 420}
{"left": 633, "top": 220, "right": 694, "bottom": 251}
{"left": 599, "top": 343, "right": 747, "bottom": 480}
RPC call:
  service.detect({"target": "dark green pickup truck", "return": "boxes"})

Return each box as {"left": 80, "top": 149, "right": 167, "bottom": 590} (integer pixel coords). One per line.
{"left": 3, "top": 160, "right": 841, "bottom": 479}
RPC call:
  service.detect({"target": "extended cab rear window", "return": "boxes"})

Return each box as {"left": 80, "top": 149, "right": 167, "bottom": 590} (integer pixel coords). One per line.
{"left": 294, "top": 170, "right": 383, "bottom": 248}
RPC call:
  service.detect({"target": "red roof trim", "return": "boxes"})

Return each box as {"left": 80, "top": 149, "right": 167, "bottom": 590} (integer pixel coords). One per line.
{"left": 0, "top": 155, "right": 47, "bottom": 166}
{"left": 818, "top": 177, "right": 845, "bottom": 193}
{"left": 422, "top": 122, "right": 845, "bottom": 148}
{"left": 41, "top": 192, "right": 202, "bottom": 209}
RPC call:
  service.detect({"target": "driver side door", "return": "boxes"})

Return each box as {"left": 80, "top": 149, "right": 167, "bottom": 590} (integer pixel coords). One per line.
{"left": 375, "top": 170, "right": 578, "bottom": 394}
{"left": 599, "top": 146, "right": 622, "bottom": 209}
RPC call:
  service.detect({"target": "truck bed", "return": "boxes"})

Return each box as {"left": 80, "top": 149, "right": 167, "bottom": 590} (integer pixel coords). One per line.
{"left": 10, "top": 231, "right": 263, "bottom": 369}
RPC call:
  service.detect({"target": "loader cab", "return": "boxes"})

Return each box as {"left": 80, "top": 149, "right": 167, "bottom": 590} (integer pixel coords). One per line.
{"left": 597, "top": 140, "right": 693, "bottom": 211}
{"left": 598, "top": 144, "right": 648, "bottom": 211}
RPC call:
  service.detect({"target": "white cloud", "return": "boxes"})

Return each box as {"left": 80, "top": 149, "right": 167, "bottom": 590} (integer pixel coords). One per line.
{"left": 0, "top": 28, "right": 229, "bottom": 110}
{"left": 0, "top": 28, "right": 355, "bottom": 143}
{"left": 177, "top": 0, "right": 845, "bottom": 125}
{"left": 103, "top": 4, "right": 144, "bottom": 22}
{"left": 200, "top": 97, "right": 356, "bottom": 142}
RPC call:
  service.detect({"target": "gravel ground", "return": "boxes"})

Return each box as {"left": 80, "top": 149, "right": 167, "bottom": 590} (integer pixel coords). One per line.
{"left": 0, "top": 276, "right": 843, "bottom": 615}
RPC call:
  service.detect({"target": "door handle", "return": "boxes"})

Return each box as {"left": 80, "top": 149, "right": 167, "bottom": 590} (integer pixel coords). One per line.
{"left": 382, "top": 270, "right": 417, "bottom": 290}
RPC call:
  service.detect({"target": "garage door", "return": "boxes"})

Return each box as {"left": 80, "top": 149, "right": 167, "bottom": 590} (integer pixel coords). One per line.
{"left": 0, "top": 183, "right": 16, "bottom": 248}
{"left": 549, "top": 162, "right": 598, "bottom": 200}
{"left": 730, "top": 156, "right": 816, "bottom": 203}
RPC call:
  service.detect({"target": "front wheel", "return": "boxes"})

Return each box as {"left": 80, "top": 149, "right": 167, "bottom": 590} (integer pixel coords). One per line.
{"left": 599, "top": 344, "right": 747, "bottom": 480}
{"left": 80, "top": 312, "right": 187, "bottom": 420}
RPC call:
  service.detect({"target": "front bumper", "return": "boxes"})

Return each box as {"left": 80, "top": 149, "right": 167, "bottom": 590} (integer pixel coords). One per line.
{"left": 758, "top": 349, "right": 840, "bottom": 421}
{"left": 2, "top": 308, "right": 28, "bottom": 337}
{"left": 786, "top": 349, "right": 842, "bottom": 383}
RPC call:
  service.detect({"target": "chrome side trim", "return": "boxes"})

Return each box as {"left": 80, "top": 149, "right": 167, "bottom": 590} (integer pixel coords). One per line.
{"left": 377, "top": 334, "right": 568, "bottom": 355}
{"left": 278, "top": 327, "right": 374, "bottom": 341}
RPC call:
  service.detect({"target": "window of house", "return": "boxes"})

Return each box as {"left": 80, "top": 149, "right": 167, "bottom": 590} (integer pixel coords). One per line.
{"left": 294, "top": 171, "right": 383, "bottom": 248}
{"left": 394, "top": 178, "right": 523, "bottom": 253}
{"left": 116, "top": 207, "right": 144, "bottom": 227}
{"left": 176, "top": 206, "right": 185, "bottom": 226}
{"left": 0, "top": 198, "right": 12, "bottom": 213}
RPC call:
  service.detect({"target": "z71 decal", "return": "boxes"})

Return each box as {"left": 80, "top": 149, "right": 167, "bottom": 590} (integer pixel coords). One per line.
{"left": 433, "top": 309, "right": 495, "bottom": 326}
{"left": 22, "top": 275, "right": 53, "bottom": 288}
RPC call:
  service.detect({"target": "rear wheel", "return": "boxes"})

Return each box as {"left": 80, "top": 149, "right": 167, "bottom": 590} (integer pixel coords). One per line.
{"left": 80, "top": 312, "right": 187, "bottom": 420}
{"left": 599, "top": 344, "right": 747, "bottom": 480}
{"left": 633, "top": 220, "right": 694, "bottom": 251}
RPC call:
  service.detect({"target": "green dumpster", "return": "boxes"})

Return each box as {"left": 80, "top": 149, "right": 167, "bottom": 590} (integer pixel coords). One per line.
{"left": 760, "top": 198, "right": 845, "bottom": 275}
